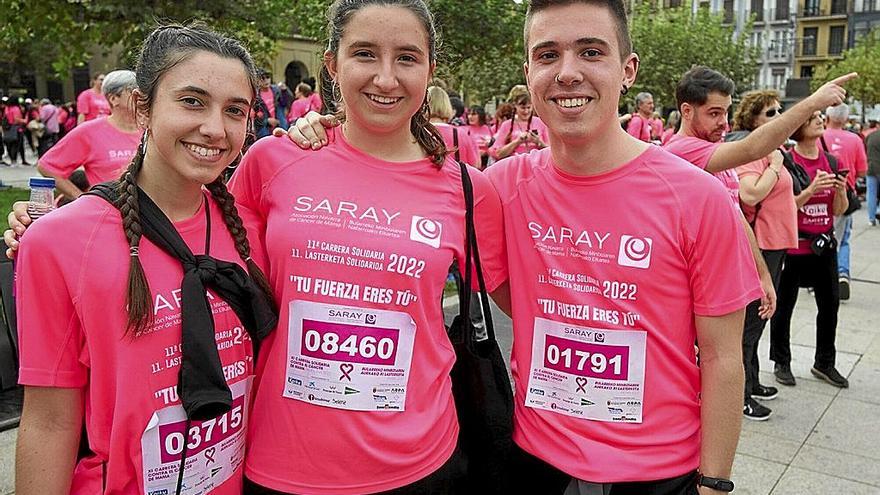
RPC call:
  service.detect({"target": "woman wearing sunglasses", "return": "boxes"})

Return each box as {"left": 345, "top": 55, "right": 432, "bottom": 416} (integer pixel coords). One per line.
{"left": 730, "top": 90, "right": 798, "bottom": 421}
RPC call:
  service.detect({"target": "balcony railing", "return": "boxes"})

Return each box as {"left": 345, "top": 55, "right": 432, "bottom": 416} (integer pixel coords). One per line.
{"left": 801, "top": 3, "right": 848, "bottom": 16}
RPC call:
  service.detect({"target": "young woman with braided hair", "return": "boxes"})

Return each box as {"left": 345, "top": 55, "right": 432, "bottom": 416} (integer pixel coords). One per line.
{"left": 14, "top": 24, "right": 276, "bottom": 495}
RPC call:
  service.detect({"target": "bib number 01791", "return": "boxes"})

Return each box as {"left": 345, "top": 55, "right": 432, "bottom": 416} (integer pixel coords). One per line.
{"left": 543, "top": 335, "right": 629, "bottom": 380}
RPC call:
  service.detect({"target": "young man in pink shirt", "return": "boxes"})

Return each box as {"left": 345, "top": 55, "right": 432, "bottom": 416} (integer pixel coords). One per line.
{"left": 823, "top": 104, "right": 867, "bottom": 300}
{"left": 663, "top": 67, "right": 854, "bottom": 391}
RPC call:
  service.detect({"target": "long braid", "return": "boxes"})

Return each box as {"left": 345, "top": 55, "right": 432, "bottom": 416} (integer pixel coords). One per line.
{"left": 204, "top": 177, "right": 276, "bottom": 311}
{"left": 116, "top": 143, "right": 153, "bottom": 336}
{"left": 410, "top": 97, "right": 447, "bottom": 168}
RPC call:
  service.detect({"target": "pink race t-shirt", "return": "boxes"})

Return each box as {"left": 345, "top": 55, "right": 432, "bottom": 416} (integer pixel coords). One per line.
{"left": 490, "top": 116, "right": 550, "bottom": 158}
{"left": 823, "top": 128, "right": 868, "bottom": 189}
{"left": 736, "top": 158, "right": 798, "bottom": 250}
{"left": 660, "top": 128, "right": 675, "bottom": 146}
{"left": 76, "top": 88, "right": 111, "bottom": 121}
{"left": 39, "top": 118, "right": 142, "bottom": 186}
{"left": 228, "top": 130, "right": 507, "bottom": 494}
{"left": 466, "top": 124, "right": 494, "bottom": 156}
{"left": 16, "top": 194, "right": 261, "bottom": 495}
{"left": 626, "top": 115, "right": 661, "bottom": 142}
{"left": 259, "top": 88, "right": 276, "bottom": 119}
{"left": 486, "top": 146, "right": 761, "bottom": 483}
{"left": 288, "top": 98, "right": 311, "bottom": 121}
{"left": 434, "top": 122, "right": 480, "bottom": 168}
{"left": 309, "top": 92, "right": 323, "bottom": 112}
{"left": 664, "top": 134, "right": 741, "bottom": 206}
{"left": 790, "top": 150, "right": 837, "bottom": 255}
{"left": 3, "top": 105, "right": 23, "bottom": 125}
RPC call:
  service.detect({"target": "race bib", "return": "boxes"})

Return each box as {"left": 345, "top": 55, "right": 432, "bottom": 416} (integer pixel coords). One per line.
{"left": 141, "top": 378, "right": 251, "bottom": 495}
{"left": 284, "top": 300, "right": 416, "bottom": 411}
{"left": 525, "top": 318, "right": 646, "bottom": 423}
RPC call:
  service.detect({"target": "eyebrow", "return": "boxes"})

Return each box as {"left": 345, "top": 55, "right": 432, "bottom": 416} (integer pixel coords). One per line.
{"left": 530, "top": 37, "right": 611, "bottom": 56}
{"left": 175, "top": 85, "right": 251, "bottom": 106}
{"left": 347, "top": 40, "right": 426, "bottom": 55}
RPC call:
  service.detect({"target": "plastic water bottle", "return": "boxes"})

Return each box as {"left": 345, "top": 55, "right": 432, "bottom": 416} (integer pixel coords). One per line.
{"left": 27, "top": 177, "right": 56, "bottom": 220}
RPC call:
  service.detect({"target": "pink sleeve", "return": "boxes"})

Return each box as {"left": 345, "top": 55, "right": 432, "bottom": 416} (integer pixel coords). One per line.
{"left": 15, "top": 217, "right": 88, "bottom": 388}
{"left": 667, "top": 138, "right": 720, "bottom": 170}
{"left": 489, "top": 120, "right": 512, "bottom": 159}
{"left": 456, "top": 167, "right": 508, "bottom": 292}
{"left": 463, "top": 132, "right": 480, "bottom": 168}
{"left": 76, "top": 91, "right": 90, "bottom": 116}
{"left": 683, "top": 185, "right": 762, "bottom": 316}
{"left": 38, "top": 127, "right": 90, "bottom": 176}
{"left": 856, "top": 141, "right": 868, "bottom": 175}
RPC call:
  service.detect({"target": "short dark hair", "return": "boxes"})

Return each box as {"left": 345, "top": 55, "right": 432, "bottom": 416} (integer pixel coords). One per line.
{"left": 675, "top": 66, "right": 735, "bottom": 109}
{"left": 525, "top": 0, "right": 632, "bottom": 61}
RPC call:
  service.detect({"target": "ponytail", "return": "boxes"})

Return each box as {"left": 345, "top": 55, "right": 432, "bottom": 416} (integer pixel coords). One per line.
{"left": 410, "top": 97, "right": 447, "bottom": 168}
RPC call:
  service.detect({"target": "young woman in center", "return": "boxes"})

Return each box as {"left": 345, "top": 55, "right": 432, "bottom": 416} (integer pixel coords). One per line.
{"left": 229, "top": 0, "right": 509, "bottom": 493}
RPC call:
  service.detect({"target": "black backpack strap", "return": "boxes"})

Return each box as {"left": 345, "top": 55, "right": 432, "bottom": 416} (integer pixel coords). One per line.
{"left": 453, "top": 127, "right": 461, "bottom": 163}
{"left": 85, "top": 182, "right": 120, "bottom": 205}
{"left": 825, "top": 152, "right": 839, "bottom": 174}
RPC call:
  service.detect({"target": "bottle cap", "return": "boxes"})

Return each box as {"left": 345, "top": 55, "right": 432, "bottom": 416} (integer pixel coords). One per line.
{"left": 29, "top": 177, "right": 56, "bottom": 189}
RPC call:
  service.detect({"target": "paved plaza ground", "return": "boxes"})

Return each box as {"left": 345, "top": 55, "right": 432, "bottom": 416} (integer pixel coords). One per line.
{"left": 0, "top": 159, "right": 876, "bottom": 493}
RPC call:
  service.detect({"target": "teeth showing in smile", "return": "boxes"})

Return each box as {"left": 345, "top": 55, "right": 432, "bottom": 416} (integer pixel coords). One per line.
{"left": 556, "top": 98, "right": 588, "bottom": 108}
{"left": 185, "top": 144, "right": 221, "bottom": 157}
{"left": 368, "top": 94, "right": 401, "bottom": 104}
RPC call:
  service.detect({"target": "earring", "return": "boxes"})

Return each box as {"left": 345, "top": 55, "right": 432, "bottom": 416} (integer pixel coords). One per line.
{"left": 621, "top": 85, "right": 629, "bottom": 96}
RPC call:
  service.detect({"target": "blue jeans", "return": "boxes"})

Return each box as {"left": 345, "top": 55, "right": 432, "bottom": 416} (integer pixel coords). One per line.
{"left": 868, "top": 174, "right": 879, "bottom": 223}
{"left": 834, "top": 214, "right": 852, "bottom": 278}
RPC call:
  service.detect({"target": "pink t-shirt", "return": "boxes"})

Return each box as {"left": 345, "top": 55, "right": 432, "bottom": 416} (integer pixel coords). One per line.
{"left": 486, "top": 146, "right": 761, "bottom": 482}
{"left": 790, "top": 150, "right": 836, "bottom": 255}
{"left": 309, "top": 92, "right": 323, "bottom": 112}
{"left": 466, "top": 124, "right": 494, "bottom": 156}
{"left": 822, "top": 128, "right": 868, "bottom": 189}
{"left": 626, "top": 114, "right": 661, "bottom": 142}
{"left": 76, "top": 88, "right": 111, "bottom": 121}
{"left": 228, "top": 131, "right": 507, "bottom": 494}
{"left": 664, "top": 134, "right": 741, "bottom": 206}
{"left": 16, "top": 194, "right": 260, "bottom": 495}
{"left": 736, "top": 158, "right": 798, "bottom": 250}
{"left": 434, "top": 122, "right": 480, "bottom": 168}
{"left": 3, "top": 105, "right": 24, "bottom": 126}
{"left": 660, "top": 128, "right": 675, "bottom": 146}
{"left": 288, "top": 98, "right": 311, "bottom": 121}
{"left": 259, "top": 88, "right": 276, "bottom": 119}
{"left": 490, "top": 116, "right": 550, "bottom": 158}
{"left": 39, "top": 118, "right": 142, "bottom": 186}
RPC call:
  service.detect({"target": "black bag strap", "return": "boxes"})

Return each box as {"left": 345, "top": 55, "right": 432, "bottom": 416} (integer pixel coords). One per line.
{"left": 453, "top": 127, "right": 461, "bottom": 163}
{"left": 458, "top": 160, "right": 496, "bottom": 344}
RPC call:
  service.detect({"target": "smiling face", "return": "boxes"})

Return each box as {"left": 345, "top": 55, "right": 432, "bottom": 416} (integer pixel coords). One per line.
{"left": 524, "top": 3, "right": 638, "bottom": 144}
{"left": 325, "top": 5, "right": 434, "bottom": 138}
{"left": 140, "top": 51, "right": 253, "bottom": 186}
{"left": 684, "top": 91, "right": 731, "bottom": 143}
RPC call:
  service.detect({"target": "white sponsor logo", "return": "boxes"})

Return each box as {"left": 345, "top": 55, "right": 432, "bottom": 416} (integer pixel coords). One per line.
{"left": 410, "top": 216, "right": 442, "bottom": 248}
{"left": 617, "top": 235, "right": 653, "bottom": 269}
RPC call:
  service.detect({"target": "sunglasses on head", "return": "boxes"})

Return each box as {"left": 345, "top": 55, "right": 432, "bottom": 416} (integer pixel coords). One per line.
{"left": 764, "top": 107, "right": 782, "bottom": 117}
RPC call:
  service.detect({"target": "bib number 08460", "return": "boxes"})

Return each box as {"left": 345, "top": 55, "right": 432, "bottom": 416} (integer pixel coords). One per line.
{"left": 303, "top": 330, "right": 394, "bottom": 360}
{"left": 300, "top": 319, "right": 400, "bottom": 366}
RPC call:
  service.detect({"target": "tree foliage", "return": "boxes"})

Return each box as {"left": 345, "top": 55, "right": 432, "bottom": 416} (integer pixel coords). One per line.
{"left": 0, "top": 0, "right": 297, "bottom": 78}
{"left": 629, "top": 1, "right": 760, "bottom": 111}
{"left": 813, "top": 29, "right": 880, "bottom": 111}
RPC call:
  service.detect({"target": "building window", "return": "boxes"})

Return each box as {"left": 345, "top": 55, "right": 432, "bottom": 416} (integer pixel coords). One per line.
{"left": 668, "top": 0, "right": 682, "bottom": 7}
{"left": 829, "top": 25, "right": 846, "bottom": 54}
{"left": 752, "top": 31, "right": 765, "bottom": 49}
{"left": 866, "top": 0, "right": 878, "bottom": 11}
{"left": 776, "top": 0, "right": 789, "bottom": 19}
{"left": 804, "top": 0, "right": 820, "bottom": 15}
{"left": 831, "top": 0, "right": 847, "bottom": 14}
{"left": 752, "top": 0, "right": 765, "bottom": 20}
{"left": 724, "top": 0, "right": 735, "bottom": 22}
{"left": 773, "top": 68, "right": 787, "bottom": 89}
{"left": 802, "top": 27, "right": 818, "bottom": 55}
{"left": 800, "top": 65, "right": 814, "bottom": 78}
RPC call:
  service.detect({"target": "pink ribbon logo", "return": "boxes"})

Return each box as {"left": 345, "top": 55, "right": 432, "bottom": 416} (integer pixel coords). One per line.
{"left": 205, "top": 446, "right": 216, "bottom": 466}
{"left": 339, "top": 363, "right": 354, "bottom": 381}
{"left": 575, "top": 377, "right": 588, "bottom": 393}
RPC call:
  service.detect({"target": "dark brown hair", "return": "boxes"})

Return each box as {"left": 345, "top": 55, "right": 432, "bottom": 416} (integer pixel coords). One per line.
{"left": 524, "top": 0, "right": 633, "bottom": 61}
{"left": 119, "top": 23, "right": 274, "bottom": 335}
{"left": 732, "top": 89, "right": 780, "bottom": 131}
{"left": 322, "top": 0, "right": 447, "bottom": 166}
